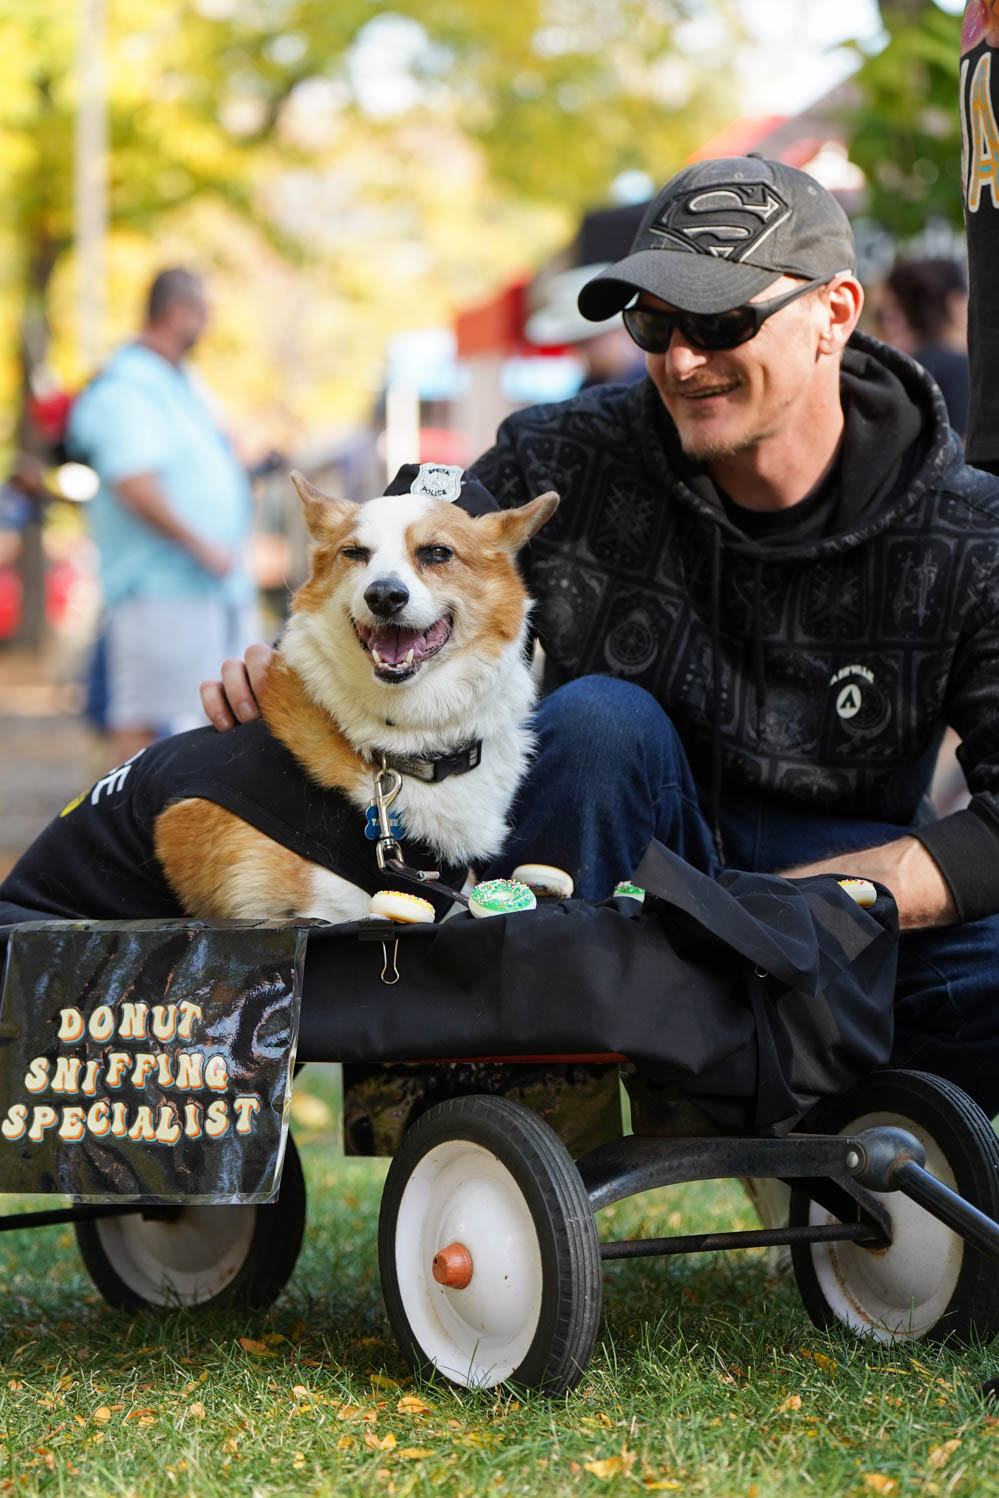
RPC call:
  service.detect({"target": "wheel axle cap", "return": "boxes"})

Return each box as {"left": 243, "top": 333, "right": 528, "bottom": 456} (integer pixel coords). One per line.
{"left": 432, "top": 1242, "right": 473, "bottom": 1289}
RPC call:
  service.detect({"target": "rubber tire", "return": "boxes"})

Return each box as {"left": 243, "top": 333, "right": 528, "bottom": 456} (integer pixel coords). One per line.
{"left": 789, "top": 1070, "right": 999, "bottom": 1344}
{"left": 75, "top": 1132, "right": 306, "bottom": 1311}
{"left": 378, "top": 1095, "right": 602, "bottom": 1395}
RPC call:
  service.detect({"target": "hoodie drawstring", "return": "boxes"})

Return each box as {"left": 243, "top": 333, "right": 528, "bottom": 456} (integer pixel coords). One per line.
{"left": 752, "top": 557, "right": 766, "bottom": 741}
{"left": 709, "top": 527, "right": 726, "bottom": 866}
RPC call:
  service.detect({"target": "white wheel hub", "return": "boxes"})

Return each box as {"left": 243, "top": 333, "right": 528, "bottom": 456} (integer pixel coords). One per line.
{"left": 394, "top": 1138, "right": 544, "bottom": 1388}
{"left": 95, "top": 1206, "right": 257, "bottom": 1307}
{"left": 808, "top": 1110, "right": 965, "bottom": 1340}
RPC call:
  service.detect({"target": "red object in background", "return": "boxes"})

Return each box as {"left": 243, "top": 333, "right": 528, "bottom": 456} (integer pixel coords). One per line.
{"left": 0, "top": 569, "right": 23, "bottom": 639}
{"left": 418, "top": 428, "right": 470, "bottom": 466}
{"left": 26, "top": 390, "right": 74, "bottom": 446}
{"left": 0, "top": 560, "right": 88, "bottom": 641}
{"left": 455, "top": 279, "right": 535, "bottom": 359}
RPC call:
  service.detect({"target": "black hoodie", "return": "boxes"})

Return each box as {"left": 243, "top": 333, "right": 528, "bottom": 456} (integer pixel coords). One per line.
{"left": 470, "top": 331, "right": 999, "bottom": 922}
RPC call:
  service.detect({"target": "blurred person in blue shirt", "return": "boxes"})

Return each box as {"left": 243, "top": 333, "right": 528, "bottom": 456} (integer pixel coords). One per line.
{"left": 68, "top": 268, "right": 259, "bottom": 765}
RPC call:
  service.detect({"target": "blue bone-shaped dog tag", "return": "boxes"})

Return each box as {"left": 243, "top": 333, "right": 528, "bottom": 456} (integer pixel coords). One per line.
{"left": 365, "top": 804, "right": 405, "bottom": 840}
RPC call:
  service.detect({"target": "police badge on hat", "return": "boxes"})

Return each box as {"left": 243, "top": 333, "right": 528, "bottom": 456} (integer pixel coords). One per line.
{"left": 383, "top": 463, "right": 500, "bottom": 516}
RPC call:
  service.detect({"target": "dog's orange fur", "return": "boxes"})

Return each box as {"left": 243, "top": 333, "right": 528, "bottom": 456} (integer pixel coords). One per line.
{"left": 154, "top": 655, "right": 369, "bottom": 919}
{"left": 154, "top": 800, "right": 318, "bottom": 919}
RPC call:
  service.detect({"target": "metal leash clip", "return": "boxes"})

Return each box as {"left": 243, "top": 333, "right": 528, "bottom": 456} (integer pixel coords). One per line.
{"left": 372, "top": 762, "right": 405, "bottom": 871}
{"left": 371, "top": 759, "right": 469, "bottom": 906}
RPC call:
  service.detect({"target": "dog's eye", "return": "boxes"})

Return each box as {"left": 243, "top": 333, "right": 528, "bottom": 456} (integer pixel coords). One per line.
{"left": 418, "top": 544, "right": 454, "bottom": 566}
{"left": 341, "top": 545, "right": 370, "bottom": 562}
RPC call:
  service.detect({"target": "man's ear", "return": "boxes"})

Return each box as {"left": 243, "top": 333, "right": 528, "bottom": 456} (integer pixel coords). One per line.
{"left": 476, "top": 491, "right": 560, "bottom": 553}
{"left": 289, "top": 470, "right": 359, "bottom": 539}
{"left": 818, "top": 276, "right": 864, "bottom": 356}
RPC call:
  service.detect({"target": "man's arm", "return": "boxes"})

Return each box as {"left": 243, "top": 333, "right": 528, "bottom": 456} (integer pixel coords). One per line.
{"left": 781, "top": 836, "right": 957, "bottom": 931}
{"left": 115, "top": 472, "right": 233, "bottom": 578}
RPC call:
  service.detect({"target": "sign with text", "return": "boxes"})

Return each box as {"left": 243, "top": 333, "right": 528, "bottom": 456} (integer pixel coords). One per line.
{"left": 0, "top": 920, "right": 305, "bottom": 1203}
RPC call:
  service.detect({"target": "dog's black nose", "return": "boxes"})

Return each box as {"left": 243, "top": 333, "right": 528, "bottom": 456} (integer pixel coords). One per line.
{"left": 364, "top": 576, "right": 409, "bottom": 618}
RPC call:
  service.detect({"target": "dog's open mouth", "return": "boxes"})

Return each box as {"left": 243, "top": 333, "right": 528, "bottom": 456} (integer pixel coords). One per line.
{"left": 354, "top": 616, "right": 452, "bottom": 681}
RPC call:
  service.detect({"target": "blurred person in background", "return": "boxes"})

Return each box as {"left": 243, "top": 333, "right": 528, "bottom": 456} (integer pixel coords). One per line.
{"left": 875, "top": 257, "right": 970, "bottom": 436}
{"left": 68, "top": 267, "right": 259, "bottom": 765}
{"left": 524, "top": 263, "right": 646, "bottom": 390}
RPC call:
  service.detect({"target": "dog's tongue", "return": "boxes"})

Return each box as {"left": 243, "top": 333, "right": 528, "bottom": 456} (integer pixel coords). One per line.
{"left": 369, "top": 624, "right": 430, "bottom": 666}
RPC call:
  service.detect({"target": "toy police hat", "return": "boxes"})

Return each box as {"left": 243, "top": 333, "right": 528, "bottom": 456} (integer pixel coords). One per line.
{"left": 384, "top": 462, "right": 499, "bottom": 516}
{"left": 578, "top": 155, "right": 857, "bottom": 320}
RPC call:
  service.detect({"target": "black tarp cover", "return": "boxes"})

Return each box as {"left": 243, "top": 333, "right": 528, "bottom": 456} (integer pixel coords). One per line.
{"left": 298, "top": 842, "right": 898, "bottom": 1134}
{"left": 0, "top": 840, "right": 900, "bottom": 1206}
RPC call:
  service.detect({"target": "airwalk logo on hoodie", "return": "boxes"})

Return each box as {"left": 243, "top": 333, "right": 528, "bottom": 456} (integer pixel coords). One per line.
{"left": 829, "top": 663, "right": 890, "bottom": 736}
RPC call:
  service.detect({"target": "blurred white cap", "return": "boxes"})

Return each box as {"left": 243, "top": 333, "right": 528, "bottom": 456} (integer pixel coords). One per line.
{"left": 524, "top": 263, "right": 621, "bottom": 347}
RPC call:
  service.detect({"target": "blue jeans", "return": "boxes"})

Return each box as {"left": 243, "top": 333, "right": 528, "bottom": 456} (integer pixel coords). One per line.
{"left": 487, "top": 675, "right": 999, "bottom": 1117}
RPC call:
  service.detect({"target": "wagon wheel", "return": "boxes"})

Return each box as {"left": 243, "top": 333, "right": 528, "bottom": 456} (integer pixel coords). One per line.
{"left": 790, "top": 1071, "right": 999, "bottom": 1343}
{"left": 378, "top": 1095, "right": 602, "bottom": 1394}
{"left": 75, "top": 1132, "right": 306, "bottom": 1311}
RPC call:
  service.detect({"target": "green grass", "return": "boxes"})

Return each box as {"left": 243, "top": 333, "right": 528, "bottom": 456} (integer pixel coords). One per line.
{"left": 1, "top": 1067, "right": 998, "bottom": 1498}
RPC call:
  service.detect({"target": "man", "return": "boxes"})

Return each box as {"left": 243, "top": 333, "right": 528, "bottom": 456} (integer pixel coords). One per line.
{"left": 204, "top": 156, "right": 999, "bottom": 1117}
{"left": 70, "top": 267, "right": 258, "bottom": 764}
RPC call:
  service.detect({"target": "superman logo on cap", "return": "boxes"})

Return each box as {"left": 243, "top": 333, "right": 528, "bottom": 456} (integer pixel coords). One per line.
{"left": 646, "top": 182, "right": 791, "bottom": 261}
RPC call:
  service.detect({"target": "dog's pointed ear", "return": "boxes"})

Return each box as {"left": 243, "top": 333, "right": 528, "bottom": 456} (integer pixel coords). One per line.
{"left": 289, "top": 470, "right": 358, "bottom": 537}
{"left": 477, "top": 491, "right": 559, "bottom": 553}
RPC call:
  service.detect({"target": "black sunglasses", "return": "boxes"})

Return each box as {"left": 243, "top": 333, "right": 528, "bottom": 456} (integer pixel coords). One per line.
{"left": 622, "top": 274, "right": 835, "bottom": 354}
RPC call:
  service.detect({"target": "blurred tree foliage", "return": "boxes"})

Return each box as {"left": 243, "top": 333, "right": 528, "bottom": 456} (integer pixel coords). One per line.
{"left": 843, "top": 1, "right": 964, "bottom": 236}
{"left": 0, "top": 0, "right": 740, "bottom": 449}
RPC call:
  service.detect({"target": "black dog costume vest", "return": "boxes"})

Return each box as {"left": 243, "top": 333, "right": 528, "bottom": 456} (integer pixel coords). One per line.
{"left": 0, "top": 720, "right": 467, "bottom": 920}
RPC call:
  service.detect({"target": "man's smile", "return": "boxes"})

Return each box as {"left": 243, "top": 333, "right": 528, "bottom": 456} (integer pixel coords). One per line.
{"left": 666, "top": 379, "right": 741, "bottom": 402}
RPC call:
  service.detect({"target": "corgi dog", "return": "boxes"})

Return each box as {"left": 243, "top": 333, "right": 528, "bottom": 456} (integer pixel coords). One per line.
{"left": 150, "top": 466, "right": 559, "bottom": 924}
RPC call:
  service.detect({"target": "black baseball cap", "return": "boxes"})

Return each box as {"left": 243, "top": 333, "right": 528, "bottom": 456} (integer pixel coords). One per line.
{"left": 578, "top": 156, "right": 856, "bottom": 320}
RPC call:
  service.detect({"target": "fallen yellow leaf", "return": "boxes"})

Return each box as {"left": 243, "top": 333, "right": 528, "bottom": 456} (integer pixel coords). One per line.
{"left": 398, "top": 1448, "right": 435, "bottom": 1460}
{"left": 92, "top": 1407, "right": 111, "bottom": 1425}
{"left": 125, "top": 1407, "right": 157, "bottom": 1425}
{"left": 584, "top": 1448, "right": 637, "bottom": 1481}
{"left": 397, "top": 1395, "right": 431, "bottom": 1415}
{"left": 187, "top": 1401, "right": 205, "bottom": 1419}
{"left": 290, "top": 1092, "right": 333, "bottom": 1130}
{"left": 337, "top": 1434, "right": 355, "bottom": 1451}
{"left": 927, "top": 1440, "right": 961, "bottom": 1470}
{"left": 365, "top": 1431, "right": 397, "bottom": 1451}
{"left": 862, "top": 1476, "right": 898, "bottom": 1495}
{"left": 777, "top": 1394, "right": 802, "bottom": 1413}
{"left": 238, "top": 1338, "right": 271, "bottom": 1357}
{"left": 584, "top": 1458, "right": 625, "bottom": 1480}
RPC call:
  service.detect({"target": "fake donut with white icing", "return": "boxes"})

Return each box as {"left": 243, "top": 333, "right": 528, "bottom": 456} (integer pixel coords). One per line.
{"left": 837, "top": 878, "right": 877, "bottom": 908}
{"left": 369, "top": 889, "right": 436, "bottom": 924}
{"left": 511, "top": 863, "right": 574, "bottom": 899}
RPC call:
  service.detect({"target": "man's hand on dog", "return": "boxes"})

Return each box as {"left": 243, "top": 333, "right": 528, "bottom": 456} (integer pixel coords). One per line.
{"left": 200, "top": 642, "right": 274, "bottom": 729}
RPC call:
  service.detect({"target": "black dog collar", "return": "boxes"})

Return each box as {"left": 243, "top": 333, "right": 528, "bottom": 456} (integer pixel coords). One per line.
{"left": 376, "top": 741, "right": 483, "bottom": 783}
